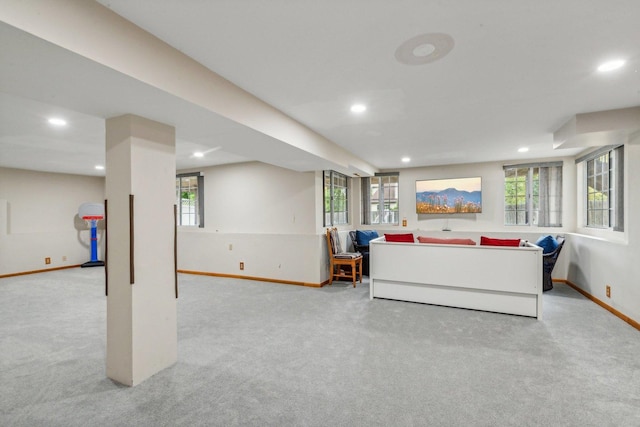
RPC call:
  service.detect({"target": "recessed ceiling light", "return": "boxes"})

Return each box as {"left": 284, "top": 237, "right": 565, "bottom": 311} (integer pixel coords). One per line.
{"left": 401, "top": 157, "right": 411, "bottom": 163}
{"left": 193, "top": 151, "right": 204, "bottom": 158}
{"left": 350, "top": 104, "right": 366, "bottom": 113}
{"left": 518, "top": 147, "right": 529, "bottom": 153}
{"left": 48, "top": 117, "right": 67, "bottom": 126}
{"left": 598, "top": 59, "right": 625, "bottom": 72}
{"left": 395, "top": 33, "right": 455, "bottom": 66}
{"left": 413, "top": 43, "right": 436, "bottom": 57}
{"left": 95, "top": 165, "right": 105, "bottom": 170}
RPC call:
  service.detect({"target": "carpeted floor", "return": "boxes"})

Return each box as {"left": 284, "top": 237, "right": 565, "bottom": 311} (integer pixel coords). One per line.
{"left": 1, "top": 268, "right": 639, "bottom": 426}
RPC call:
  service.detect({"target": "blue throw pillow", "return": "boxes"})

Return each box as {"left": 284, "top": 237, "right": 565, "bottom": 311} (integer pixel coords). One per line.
{"left": 536, "top": 235, "right": 559, "bottom": 254}
{"left": 356, "top": 230, "right": 379, "bottom": 246}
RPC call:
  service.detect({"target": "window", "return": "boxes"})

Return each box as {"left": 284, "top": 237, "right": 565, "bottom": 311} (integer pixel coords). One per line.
{"left": 323, "top": 170, "right": 349, "bottom": 226}
{"left": 504, "top": 162, "right": 562, "bottom": 227}
{"left": 362, "top": 173, "right": 399, "bottom": 225}
{"left": 504, "top": 167, "right": 531, "bottom": 225}
{"left": 580, "top": 145, "right": 624, "bottom": 231}
{"left": 176, "top": 173, "right": 204, "bottom": 227}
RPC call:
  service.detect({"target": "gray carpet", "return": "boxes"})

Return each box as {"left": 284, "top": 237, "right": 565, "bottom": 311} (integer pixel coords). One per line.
{"left": 1, "top": 268, "right": 639, "bottom": 426}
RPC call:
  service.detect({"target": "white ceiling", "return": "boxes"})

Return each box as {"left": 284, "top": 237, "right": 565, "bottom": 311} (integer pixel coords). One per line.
{"left": 1, "top": 0, "right": 639, "bottom": 177}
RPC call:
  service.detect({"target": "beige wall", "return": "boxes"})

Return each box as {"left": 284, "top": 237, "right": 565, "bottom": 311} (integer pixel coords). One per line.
{"left": 0, "top": 167, "right": 104, "bottom": 275}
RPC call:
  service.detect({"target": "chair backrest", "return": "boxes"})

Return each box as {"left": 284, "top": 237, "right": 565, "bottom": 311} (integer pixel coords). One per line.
{"left": 551, "top": 236, "right": 565, "bottom": 257}
{"left": 348, "top": 230, "right": 357, "bottom": 252}
{"left": 326, "top": 228, "right": 343, "bottom": 256}
{"left": 543, "top": 236, "right": 565, "bottom": 269}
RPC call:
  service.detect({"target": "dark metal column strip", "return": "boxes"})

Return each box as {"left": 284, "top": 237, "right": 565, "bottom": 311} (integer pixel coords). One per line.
{"left": 174, "top": 204, "right": 178, "bottom": 299}
{"left": 129, "top": 194, "right": 134, "bottom": 285}
{"left": 104, "top": 199, "right": 108, "bottom": 296}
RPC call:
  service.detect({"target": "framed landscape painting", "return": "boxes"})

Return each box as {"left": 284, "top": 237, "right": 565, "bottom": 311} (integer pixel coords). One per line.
{"left": 416, "top": 177, "right": 482, "bottom": 214}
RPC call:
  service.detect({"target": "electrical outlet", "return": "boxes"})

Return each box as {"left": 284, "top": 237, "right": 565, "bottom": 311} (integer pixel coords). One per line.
{"left": 62, "top": 256, "right": 67, "bottom": 261}
{"left": 240, "top": 262, "right": 244, "bottom": 270}
{"left": 606, "top": 285, "right": 611, "bottom": 298}
{"left": 45, "top": 257, "right": 51, "bottom": 265}
{"left": 228, "top": 244, "right": 233, "bottom": 251}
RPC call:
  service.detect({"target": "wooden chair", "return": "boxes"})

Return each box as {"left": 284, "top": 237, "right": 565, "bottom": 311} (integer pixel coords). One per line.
{"left": 326, "top": 228, "right": 363, "bottom": 287}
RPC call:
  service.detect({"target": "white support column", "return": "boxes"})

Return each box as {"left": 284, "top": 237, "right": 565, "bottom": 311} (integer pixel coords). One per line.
{"left": 105, "top": 114, "right": 177, "bottom": 386}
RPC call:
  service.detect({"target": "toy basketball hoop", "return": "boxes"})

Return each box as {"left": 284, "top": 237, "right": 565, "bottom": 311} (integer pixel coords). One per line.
{"left": 79, "top": 203, "right": 105, "bottom": 268}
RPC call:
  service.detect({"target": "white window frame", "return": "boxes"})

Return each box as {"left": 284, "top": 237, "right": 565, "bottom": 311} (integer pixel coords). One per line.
{"left": 362, "top": 172, "right": 399, "bottom": 225}
{"left": 578, "top": 145, "right": 624, "bottom": 231}
{"left": 323, "top": 170, "right": 349, "bottom": 226}
{"left": 503, "top": 162, "right": 563, "bottom": 227}
{"left": 176, "top": 172, "right": 204, "bottom": 227}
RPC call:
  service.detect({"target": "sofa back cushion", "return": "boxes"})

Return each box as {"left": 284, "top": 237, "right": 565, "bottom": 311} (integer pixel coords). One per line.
{"left": 384, "top": 233, "right": 415, "bottom": 243}
{"left": 480, "top": 236, "right": 521, "bottom": 247}
{"left": 417, "top": 236, "right": 476, "bottom": 245}
{"left": 535, "top": 235, "right": 559, "bottom": 254}
{"left": 356, "top": 230, "right": 379, "bottom": 246}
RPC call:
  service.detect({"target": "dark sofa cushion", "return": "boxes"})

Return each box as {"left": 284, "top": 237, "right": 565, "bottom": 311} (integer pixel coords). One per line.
{"left": 356, "top": 230, "right": 379, "bottom": 247}
{"left": 536, "top": 235, "right": 559, "bottom": 254}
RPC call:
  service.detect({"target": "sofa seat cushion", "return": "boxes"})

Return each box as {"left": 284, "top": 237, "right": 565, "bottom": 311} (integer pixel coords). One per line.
{"left": 334, "top": 252, "right": 361, "bottom": 259}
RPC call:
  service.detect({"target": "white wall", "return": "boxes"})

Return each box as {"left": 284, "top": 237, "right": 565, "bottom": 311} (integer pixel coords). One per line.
{"left": 564, "top": 136, "right": 640, "bottom": 323}
{"left": 0, "top": 167, "right": 105, "bottom": 275}
{"left": 176, "top": 162, "right": 328, "bottom": 284}
{"left": 178, "top": 230, "right": 327, "bottom": 285}
{"left": 359, "top": 157, "right": 577, "bottom": 235}
{"left": 199, "top": 161, "right": 318, "bottom": 234}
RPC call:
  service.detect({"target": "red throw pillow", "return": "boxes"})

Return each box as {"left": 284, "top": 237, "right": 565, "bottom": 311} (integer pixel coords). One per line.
{"left": 417, "top": 236, "right": 476, "bottom": 245}
{"left": 384, "top": 233, "right": 415, "bottom": 243}
{"left": 480, "top": 236, "right": 521, "bottom": 247}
